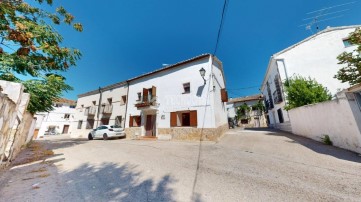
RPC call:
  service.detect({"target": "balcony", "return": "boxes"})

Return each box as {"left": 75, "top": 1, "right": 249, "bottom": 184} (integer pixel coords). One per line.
{"left": 84, "top": 106, "right": 96, "bottom": 116}
{"left": 102, "top": 104, "right": 113, "bottom": 114}
{"left": 135, "top": 96, "right": 157, "bottom": 110}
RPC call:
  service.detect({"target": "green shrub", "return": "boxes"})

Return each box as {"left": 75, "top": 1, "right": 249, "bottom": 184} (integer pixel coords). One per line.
{"left": 321, "top": 135, "right": 333, "bottom": 145}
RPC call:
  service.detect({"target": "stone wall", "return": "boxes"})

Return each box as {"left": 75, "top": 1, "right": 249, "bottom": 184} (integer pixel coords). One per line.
{"left": 125, "top": 124, "right": 229, "bottom": 141}
{"left": 0, "top": 81, "right": 35, "bottom": 168}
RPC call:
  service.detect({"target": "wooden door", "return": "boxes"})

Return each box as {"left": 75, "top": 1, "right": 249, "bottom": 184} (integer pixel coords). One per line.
{"left": 62, "top": 125, "right": 70, "bottom": 134}
{"left": 145, "top": 115, "right": 155, "bottom": 136}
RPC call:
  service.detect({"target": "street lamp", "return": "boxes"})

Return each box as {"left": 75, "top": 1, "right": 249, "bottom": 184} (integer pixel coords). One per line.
{"left": 199, "top": 67, "right": 206, "bottom": 85}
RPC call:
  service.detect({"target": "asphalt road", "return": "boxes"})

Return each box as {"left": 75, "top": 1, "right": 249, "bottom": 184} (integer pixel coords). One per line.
{"left": 1, "top": 128, "right": 361, "bottom": 202}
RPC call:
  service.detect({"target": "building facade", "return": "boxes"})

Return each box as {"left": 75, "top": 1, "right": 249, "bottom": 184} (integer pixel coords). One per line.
{"left": 261, "top": 25, "right": 360, "bottom": 131}
{"left": 227, "top": 94, "right": 267, "bottom": 128}
{"left": 69, "top": 82, "right": 128, "bottom": 138}
{"left": 35, "top": 98, "right": 76, "bottom": 138}
{"left": 125, "top": 54, "right": 228, "bottom": 141}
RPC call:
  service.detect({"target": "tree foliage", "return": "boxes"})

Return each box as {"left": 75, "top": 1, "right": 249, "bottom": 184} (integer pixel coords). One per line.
{"left": 335, "top": 28, "right": 361, "bottom": 85}
{"left": 0, "top": 0, "right": 82, "bottom": 114}
{"left": 284, "top": 76, "right": 332, "bottom": 110}
{"left": 236, "top": 103, "right": 251, "bottom": 118}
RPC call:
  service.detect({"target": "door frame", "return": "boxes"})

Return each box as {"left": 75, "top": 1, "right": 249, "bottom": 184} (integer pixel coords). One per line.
{"left": 145, "top": 114, "right": 156, "bottom": 136}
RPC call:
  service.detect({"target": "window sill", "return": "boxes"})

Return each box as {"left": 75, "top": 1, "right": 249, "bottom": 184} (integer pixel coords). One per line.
{"left": 182, "top": 92, "right": 190, "bottom": 94}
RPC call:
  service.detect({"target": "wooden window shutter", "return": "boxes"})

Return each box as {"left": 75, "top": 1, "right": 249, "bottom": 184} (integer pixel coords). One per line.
{"left": 221, "top": 88, "right": 228, "bottom": 102}
{"left": 143, "top": 88, "right": 148, "bottom": 102}
{"left": 190, "top": 110, "right": 198, "bottom": 127}
{"left": 170, "top": 112, "right": 177, "bottom": 127}
{"left": 152, "top": 86, "right": 156, "bottom": 97}
{"left": 129, "top": 116, "right": 133, "bottom": 127}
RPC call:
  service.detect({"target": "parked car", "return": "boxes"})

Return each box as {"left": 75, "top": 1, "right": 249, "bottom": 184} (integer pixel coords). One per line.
{"left": 88, "top": 125, "right": 125, "bottom": 140}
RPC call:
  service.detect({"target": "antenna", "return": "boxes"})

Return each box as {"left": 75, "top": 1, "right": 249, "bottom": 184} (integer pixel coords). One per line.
{"left": 298, "top": 1, "right": 356, "bottom": 34}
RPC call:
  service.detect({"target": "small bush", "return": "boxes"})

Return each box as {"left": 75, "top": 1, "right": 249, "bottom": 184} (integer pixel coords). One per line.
{"left": 321, "top": 135, "right": 333, "bottom": 145}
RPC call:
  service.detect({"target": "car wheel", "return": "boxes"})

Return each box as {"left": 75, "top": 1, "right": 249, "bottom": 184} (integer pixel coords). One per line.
{"left": 88, "top": 133, "right": 93, "bottom": 140}
{"left": 103, "top": 133, "right": 108, "bottom": 140}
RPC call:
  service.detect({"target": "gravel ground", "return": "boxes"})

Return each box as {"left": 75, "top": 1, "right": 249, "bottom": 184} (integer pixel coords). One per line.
{"left": 0, "top": 128, "right": 360, "bottom": 202}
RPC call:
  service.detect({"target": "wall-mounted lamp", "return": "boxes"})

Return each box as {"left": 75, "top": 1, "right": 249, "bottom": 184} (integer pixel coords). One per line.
{"left": 199, "top": 67, "right": 206, "bottom": 85}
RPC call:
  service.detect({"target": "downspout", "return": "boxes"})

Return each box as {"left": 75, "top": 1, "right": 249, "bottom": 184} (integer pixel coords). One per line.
{"left": 123, "top": 81, "right": 130, "bottom": 129}
{"left": 97, "top": 87, "right": 102, "bottom": 127}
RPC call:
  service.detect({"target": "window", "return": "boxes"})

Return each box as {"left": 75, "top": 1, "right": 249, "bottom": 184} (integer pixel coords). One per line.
{"left": 121, "top": 95, "right": 127, "bottom": 105}
{"left": 101, "top": 118, "right": 110, "bottom": 125}
{"left": 92, "top": 101, "right": 96, "bottom": 105}
{"left": 170, "top": 110, "right": 197, "bottom": 127}
{"left": 64, "top": 114, "right": 70, "bottom": 119}
{"left": 55, "top": 103, "right": 63, "bottom": 107}
{"left": 86, "top": 119, "right": 95, "bottom": 129}
{"left": 137, "top": 93, "right": 141, "bottom": 101}
{"left": 115, "top": 116, "right": 122, "bottom": 126}
{"left": 77, "top": 120, "right": 83, "bottom": 129}
{"left": 107, "top": 98, "right": 112, "bottom": 105}
{"left": 129, "top": 115, "right": 141, "bottom": 127}
{"left": 277, "top": 108, "right": 284, "bottom": 123}
{"left": 183, "top": 83, "right": 190, "bottom": 94}
{"left": 343, "top": 39, "right": 353, "bottom": 48}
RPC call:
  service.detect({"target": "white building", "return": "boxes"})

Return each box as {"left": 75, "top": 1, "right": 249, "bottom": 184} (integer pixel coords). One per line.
{"left": 69, "top": 82, "right": 128, "bottom": 138}
{"left": 125, "top": 54, "right": 228, "bottom": 141}
{"left": 261, "top": 25, "right": 360, "bottom": 131}
{"left": 34, "top": 98, "right": 76, "bottom": 138}
{"left": 227, "top": 94, "right": 267, "bottom": 127}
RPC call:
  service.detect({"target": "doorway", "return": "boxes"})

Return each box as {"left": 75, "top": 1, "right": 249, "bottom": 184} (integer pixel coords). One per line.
{"left": 145, "top": 115, "right": 156, "bottom": 136}
{"left": 62, "top": 125, "right": 70, "bottom": 134}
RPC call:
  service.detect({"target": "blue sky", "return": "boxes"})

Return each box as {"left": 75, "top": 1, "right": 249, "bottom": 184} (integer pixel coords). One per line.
{"left": 38, "top": 0, "right": 361, "bottom": 100}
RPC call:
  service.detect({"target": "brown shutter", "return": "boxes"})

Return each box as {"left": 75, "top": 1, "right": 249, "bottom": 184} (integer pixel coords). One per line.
{"left": 152, "top": 86, "right": 156, "bottom": 97}
{"left": 170, "top": 112, "right": 177, "bottom": 127}
{"left": 143, "top": 88, "right": 148, "bottom": 102}
{"left": 221, "top": 88, "right": 228, "bottom": 102}
{"left": 190, "top": 110, "right": 198, "bottom": 127}
{"left": 129, "top": 116, "right": 133, "bottom": 127}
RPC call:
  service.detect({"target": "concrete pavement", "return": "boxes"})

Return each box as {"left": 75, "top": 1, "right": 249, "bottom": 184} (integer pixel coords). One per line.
{"left": 0, "top": 128, "right": 360, "bottom": 201}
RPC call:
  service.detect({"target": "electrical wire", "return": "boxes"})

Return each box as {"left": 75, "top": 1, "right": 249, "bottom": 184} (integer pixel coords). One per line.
{"left": 213, "top": 0, "right": 229, "bottom": 56}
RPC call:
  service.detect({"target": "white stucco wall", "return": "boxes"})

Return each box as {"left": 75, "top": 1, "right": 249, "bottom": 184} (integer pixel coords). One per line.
{"left": 35, "top": 105, "right": 76, "bottom": 138}
{"left": 262, "top": 26, "right": 359, "bottom": 126}
{"left": 211, "top": 60, "right": 228, "bottom": 127}
{"left": 126, "top": 56, "right": 228, "bottom": 134}
{"left": 289, "top": 93, "right": 361, "bottom": 153}
{"left": 70, "top": 84, "right": 128, "bottom": 138}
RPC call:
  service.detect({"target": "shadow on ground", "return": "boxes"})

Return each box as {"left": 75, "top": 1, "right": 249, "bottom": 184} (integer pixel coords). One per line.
{"left": 61, "top": 162, "right": 177, "bottom": 201}
{"left": 244, "top": 127, "right": 361, "bottom": 163}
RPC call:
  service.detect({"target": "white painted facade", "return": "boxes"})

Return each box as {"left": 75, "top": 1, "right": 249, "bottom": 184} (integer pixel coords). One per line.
{"left": 261, "top": 25, "right": 360, "bottom": 129}
{"left": 35, "top": 100, "right": 76, "bottom": 138}
{"left": 125, "top": 54, "right": 228, "bottom": 138}
{"left": 69, "top": 82, "right": 128, "bottom": 138}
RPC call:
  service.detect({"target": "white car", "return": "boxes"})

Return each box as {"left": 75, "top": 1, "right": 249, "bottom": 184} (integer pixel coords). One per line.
{"left": 88, "top": 125, "right": 125, "bottom": 140}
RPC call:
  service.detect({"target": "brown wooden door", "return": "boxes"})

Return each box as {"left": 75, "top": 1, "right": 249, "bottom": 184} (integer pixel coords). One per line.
{"left": 62, "top": 125, "right": 70, "bottom": 134}
{"left": 145, "top": 115, "right": 155, "bottom": 136}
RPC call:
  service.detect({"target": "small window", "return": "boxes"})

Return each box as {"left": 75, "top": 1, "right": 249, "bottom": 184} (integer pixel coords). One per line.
{"left": 92, "top": 101, "right": 96, "bottom": 105}
{"left": 121, "top": 95, "right": 127, "bottom": 105}
{"left": 64, "top": 114, "right": 70, "bottom": 119}
{"left": 77, "top": 120, "right": 83, "bottom": 129}
{"left": 137, "top": 92, "right": 141, "bottom": 101}
{"left": 130, "top": 115, "right": 141, "bottom": 127}
{"left": 183, "top": 83, "right": 190, "bottom": 94}
{"left": 86, "top": 119, "right": 95, "bottom": 129}
{"left": 107, "top": 98, "right": 112, "bottom": 105}
{"left": 115, "top": 116, "right": 122, "bottom": 126}
{"left": 343, "top": 39, "right": 353, "bottom": 48}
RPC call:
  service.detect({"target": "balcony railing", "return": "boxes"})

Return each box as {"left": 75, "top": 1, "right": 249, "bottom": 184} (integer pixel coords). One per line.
{"left": 84, "top": 106, "right": 96, "bottom": 116}
{"left": 135, "top": 96, "right": 157, "bottom": 109}
{"left": 273, "top": 91, "right": 283, "bottom": 104}
{"left": 102, "top": 104, "right": 113, "bottom": 114}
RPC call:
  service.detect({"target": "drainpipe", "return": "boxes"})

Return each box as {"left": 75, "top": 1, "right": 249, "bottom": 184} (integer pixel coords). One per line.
{"left": 123, "top": 81, "right": 130, "bottom": 128}
{"left": 97, "top": 87, "right": 103, "bottom": 127}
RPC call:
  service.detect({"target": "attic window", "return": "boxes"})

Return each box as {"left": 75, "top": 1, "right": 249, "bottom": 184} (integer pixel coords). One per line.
{"left": 183, "top": 83, "right": 190, "bottom": 94}
{"left": 343, "top": 39, "right": 353, "bottom": 48}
